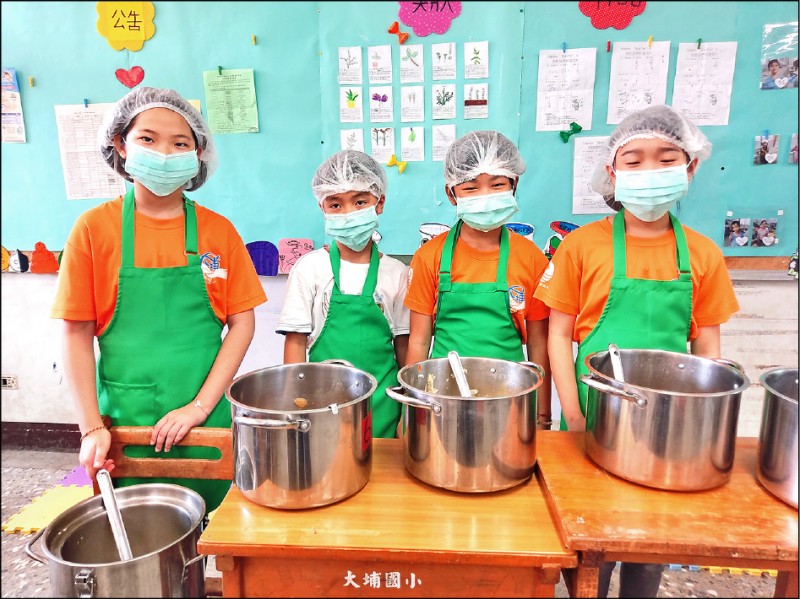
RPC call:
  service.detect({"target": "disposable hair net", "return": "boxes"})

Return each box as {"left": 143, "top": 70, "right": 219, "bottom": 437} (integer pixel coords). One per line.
{"left": 590, "top": 105, "right": 712, "bottom": 209}
{"left": 98, "top": 87, "right": 218, "bottom": 191}
{"left": 311, "top": 150, "right": 388, "bottom": 204}
{"left": 443, "top": 130, "right": 526, "bottom": 188}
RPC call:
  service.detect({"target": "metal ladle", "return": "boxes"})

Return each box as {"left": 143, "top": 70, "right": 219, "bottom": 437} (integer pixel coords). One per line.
{"left": 608, "top": 343, "right": 626, "bottom": 383}
{"left": 96, "top": 469, "right": 133, "bottom": 561}
{"left": 447, "top": 351, "right": 473, "bottom": 398}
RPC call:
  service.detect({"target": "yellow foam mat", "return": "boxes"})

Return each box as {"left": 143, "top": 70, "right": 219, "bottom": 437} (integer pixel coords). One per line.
{"left": 701, "top": 566, "right": 778, "bottom": 577}
{"left": 2, "top": 485, "right": 93, "bottom": 534}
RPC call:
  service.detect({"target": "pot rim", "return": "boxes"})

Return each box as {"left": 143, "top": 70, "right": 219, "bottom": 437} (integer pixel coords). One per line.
{"left": 396, "top": 358, "right": 543, "bottom": 401}
{"left": 225, "top": 363, "right": 378, "bottom": 415}
{"left": 759, "top": 367, "right": 799, "bottom": 404}
{"left": 585, "top": 348, "right": 750, "bottom": 399}
{"left": 40, "top": 484, "right": 204, "bottom": 567}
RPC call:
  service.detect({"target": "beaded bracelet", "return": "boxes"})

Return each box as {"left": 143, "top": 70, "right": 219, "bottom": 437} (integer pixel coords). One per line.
{"left": 79, "top": 425, "right": 106, "bottom": 442}
{"left": 194, "top": 400, "right": 210, "bottom": 417}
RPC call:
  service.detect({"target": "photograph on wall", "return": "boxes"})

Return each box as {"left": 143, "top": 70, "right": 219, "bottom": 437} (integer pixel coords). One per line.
{"left": 760, "top": 22, "right": 798, "bottom": 89}
{"left": 789, "top": 133, "right": 798, "bottom": 164}
{"left": 723, "top": 218, "right": 751, "bottom": 247}
{"left": 750, "top": 217, "right": 779, "bottom": 247}
{"left": 753, "top": 134, "right": 780, "bottom": 165}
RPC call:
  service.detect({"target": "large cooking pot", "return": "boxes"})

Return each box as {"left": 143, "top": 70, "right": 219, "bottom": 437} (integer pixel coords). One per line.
{"left": 387, "top": 357, "right": 544, "bottom": 493}
{"left": 225, "top": 360, "right": 376, "bottom": 509}
{"left": 756, "top": 367, "right": 798, "bottom": 509}
{"left": 25, "top": 483, "right": 205, "bottom": 598}
{"left": 582, "top": 348, "right": 748, "bottom": 491}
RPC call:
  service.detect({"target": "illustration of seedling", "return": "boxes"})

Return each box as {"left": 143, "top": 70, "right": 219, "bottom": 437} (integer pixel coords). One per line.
{"left": 408, "top": 128, "right": 416, "bottom": 142}
{"left": 371, "top": 50, "right": 381, "bottom": 68}
{"left": 340, "top": 49, "right": 357, "bottom": 69}
{"left": 346, "top": 131, "right": 357, "bottom": 148}
{"left": 471, "top": 48, "right": 481, "bottom": 65}
{"left": 436, "top": 87, "right": 454, "bottom": 106}
{"left": 407, "top": 91, "right": 417, "bottom": 103}
{"left": 402, "top": 47, "right": 419, "bottom": 67}
{"left": 345, "top": 89, "right": 359, "bottom": 108}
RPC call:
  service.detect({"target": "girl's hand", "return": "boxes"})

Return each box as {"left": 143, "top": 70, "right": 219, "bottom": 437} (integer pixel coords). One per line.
{"left": 151, "top": 404, "right": 207, "bottom": 453}
{"left": 79, "top": 428, "right": 113, "bottom": 480}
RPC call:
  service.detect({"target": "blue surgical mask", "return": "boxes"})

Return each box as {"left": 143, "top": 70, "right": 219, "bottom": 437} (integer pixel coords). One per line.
{"left": 324, "top": 205, "right": 379, "bottom": 251}
{"left": 123, "top": 143, "right": 199, "bottom": 197}
{"left": 614, "top": 164, "right": 689, "bottom": 222}
{"left": 455, "top": 190, "right": 518, "bottom": 232}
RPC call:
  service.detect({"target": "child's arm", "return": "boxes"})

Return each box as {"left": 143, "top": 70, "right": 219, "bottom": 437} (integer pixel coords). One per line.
{"left": 63, "top": 319, "right": 114, "bottom": 481}
{"left": 405, "top": 310, "right": 433, "bottom": 366}
{"left": 284, "top": 332, "right": 310, "bottom": 363}
{"left": 690, "top": 325, "right": 721, "bottom": 359}
{"left": 548, "top": 309, "right": 585, "bottom": 431}
{"left": 526, "top": 319, "right": 552, "bottom": 429}
{"left": 393, "top": 334, "right": 409, "bottom": 369}
{"left": 151, "top": 309, "right": 256, "bottom": 452}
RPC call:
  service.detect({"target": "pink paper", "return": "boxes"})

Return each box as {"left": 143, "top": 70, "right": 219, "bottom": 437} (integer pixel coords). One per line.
{"left": 279, "top": 238, "right": 314, "bottom": 274}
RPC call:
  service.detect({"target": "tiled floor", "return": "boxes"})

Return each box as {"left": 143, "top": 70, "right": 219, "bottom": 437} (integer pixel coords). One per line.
{"left": 1, "top": 448, "right": 780, "bottom": 598}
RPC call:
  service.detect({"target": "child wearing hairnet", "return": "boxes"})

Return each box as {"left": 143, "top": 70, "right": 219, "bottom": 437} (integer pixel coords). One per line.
{"left": 276, "top": 150, "right": 410, "bottom": 438}
{"left": 534, "top": 105, "right": 739, "bottom": 598}
{"left": 51, "top": 87, "right": 266, "bottom": 512}
{"left": 404, "top": 130, "right": 552, "bottom": 429}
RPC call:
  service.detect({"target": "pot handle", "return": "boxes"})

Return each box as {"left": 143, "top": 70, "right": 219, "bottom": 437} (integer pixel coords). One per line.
{"left": 579, "top": 375, "right": 648, "bottom": 407}
{"left": 24, "top": 526, "right": 47, "bottom": 565}
{"left": 321, "top": 358, "right": 355, "bottom": 368}
{"left": 713, "top": 358, "right": 745, "bottom": 374}
{"left": 184, "top": 553, "right": 206, "bottom": 570}
{"left": 234, "top": 415, "right": 311, "bottom": 432}
{"left": 519, "top": 361, "right": 546, "bottom": 381}
{"left": 385, "top": 386, "right": 443, "bottom": 414}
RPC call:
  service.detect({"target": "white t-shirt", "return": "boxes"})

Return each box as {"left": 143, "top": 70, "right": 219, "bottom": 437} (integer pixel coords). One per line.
{"left": 276, "top": 248, "right": 410, "bottom": 349}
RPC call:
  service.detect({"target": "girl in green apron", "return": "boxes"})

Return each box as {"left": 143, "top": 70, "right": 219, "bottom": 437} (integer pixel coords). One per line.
{"left": 277, "top": 150, "right": 410, "bottom": 439}
{"left": 404, "top": 130, "right": 552, "bottom": 429}
{"left": 534, "top": 105, "right": 739, "bottom": 597}
{"left": 54, "top": 87, "right": 266, "bottom": 513}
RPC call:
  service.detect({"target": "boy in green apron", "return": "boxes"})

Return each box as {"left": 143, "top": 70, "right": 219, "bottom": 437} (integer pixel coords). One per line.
{"left": 404, "top": 130, "right": 553, "bottom": 430}
{"left": 52, "top": 87, "right": 266, "bottom": 513}
{"left": 277, "top": 150, "right": 410, "bottom": 439}
{"left": 535, "top": 105, "right": 739, "bottom": 597}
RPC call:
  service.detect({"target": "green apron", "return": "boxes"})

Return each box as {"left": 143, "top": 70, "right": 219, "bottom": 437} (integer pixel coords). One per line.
{"left": 565, "top": 209, "right": 693, "bottom": 431}
{"left": 97, "top": 188, "right": 231, "bottom": 512}
{"left": 308, "top": 242, "right": 401, "bottom": 438}
{"left": 431, "top": 220, "right": 524, "bottom": 361}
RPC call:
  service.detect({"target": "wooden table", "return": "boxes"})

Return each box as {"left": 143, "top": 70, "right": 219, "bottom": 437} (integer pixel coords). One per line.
{"left": 197, "top": 438, "right": 576, "bottom": 597}
{"left": 535, "top": 431, "right": 799, "bottom": 598}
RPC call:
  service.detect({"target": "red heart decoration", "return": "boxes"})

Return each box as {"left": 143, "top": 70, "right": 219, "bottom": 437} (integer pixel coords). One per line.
{"left": 115, "top": 66, "right": 145, "bottom": 89}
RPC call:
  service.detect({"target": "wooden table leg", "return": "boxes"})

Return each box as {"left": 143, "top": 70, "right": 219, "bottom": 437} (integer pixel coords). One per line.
{"left": 562, "top": 551, "right": 603, "bottom": 598}
{"left": 774, "top": 570, "right": 799, "bottom": 599}
{"left": 215, "top": 555, "right": 242, "bottom": 598}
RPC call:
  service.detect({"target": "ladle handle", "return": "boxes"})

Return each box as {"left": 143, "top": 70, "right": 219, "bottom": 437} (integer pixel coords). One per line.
{"left": 608, "top": 343, "right": 625, "bottom": 383}
{"left": 96, "top": 469, "right": 134, "bottom": 561}
{"left": 447, "top": 351, "right": 473, "bottom": 398}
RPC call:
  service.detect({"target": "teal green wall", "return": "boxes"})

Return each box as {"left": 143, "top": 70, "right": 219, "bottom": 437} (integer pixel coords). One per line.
{"left": 2, "top": 1, "right": 797, "bottom": 256}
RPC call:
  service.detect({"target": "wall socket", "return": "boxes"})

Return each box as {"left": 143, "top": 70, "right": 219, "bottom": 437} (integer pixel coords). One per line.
{"left": 1, "top": 375, "right": 19, "bottom": 390}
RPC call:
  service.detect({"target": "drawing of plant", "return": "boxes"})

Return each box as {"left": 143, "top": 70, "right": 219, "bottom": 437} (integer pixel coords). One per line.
{"left": 372, "top": 128, "right": 390, "bottom": 146}
{"left": 468, "top": 87, "right": 474, "bottom": 100}
{"left": 448, "top": 44, "right": 454, "bottom": 60}
{"left": 346, "top": 131, "right": 357, "bottom": 149}
{"left": 402, "top": 47, "right": 419, "bottom": 67}
{"left": 408, "top": 127, "right": 416, "bottom": 143}
{"left": 407, "top": 91, "right": 417, "bottom": 104}
{"left": 345, "top": 89, "right": 358, "bottom": 108}
{"left": 436, "top": 87, "right": 453, "bottom": 106}
{"left": 471, "top": 48, "right": 481, "bottom": 65}
{"left": 371, "top": 50, "right": 381, "bottom": 68}
{"left": 435, "top": 52, "right": 442, "bottom": 62}
{"left": 340, "top": 49, "right": 357, "bottom": 69}
{"left": 480, "top": 87, "right": 485, "bottom": 100}
{"left": 371, "top": 92, "right": 388, "bottom": 103}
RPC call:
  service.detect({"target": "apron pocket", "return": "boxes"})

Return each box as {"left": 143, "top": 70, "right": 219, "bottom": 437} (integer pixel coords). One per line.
{"left": 98, "top": 379, "right": 157, "bottom": 427}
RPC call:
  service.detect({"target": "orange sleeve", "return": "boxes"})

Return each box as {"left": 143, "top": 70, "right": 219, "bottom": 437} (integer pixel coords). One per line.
{"left": 524, "top": 244, "right": 551, "bottom": 321}
{"left": 404, "top": 236, "right": 443, "bottom": 316}
{"left": 687, "top": 233, "right": 740, "bottom": 327}
{"left": 50, "top": 215, "right": 98, "bottom": 322}
{"left": 533, "top": 237, "right": 583, "bottom": 316}
{"left": 223, "top": 226, "right": 268, "bottom": 316}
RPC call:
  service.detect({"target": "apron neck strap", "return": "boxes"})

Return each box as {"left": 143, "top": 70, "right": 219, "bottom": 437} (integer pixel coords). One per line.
{"left": 122, "top": 188, "right": 199, "bottom": 267}
{"left": 330, "top": 242, "right": 380, "bottom": 296}
{"left": 612, "top": 209, "right": 691, "bottom": 280}
{"left": 439, "top": 220, "right": 511, "bottom": 291}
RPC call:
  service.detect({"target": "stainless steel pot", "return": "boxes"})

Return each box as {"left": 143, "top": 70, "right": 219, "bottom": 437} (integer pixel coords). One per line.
{"left": 225, "top": 360, "right": 376, "bottom": 509}
{"left": 582, "top": 349, "right": 748, "bottom": 491}
{"left": 757, "top": 367, "right": 798, "bottom": 508}
{"left": 387, "top": 357, "right": 544, "bottom": 493}
{"left": 25, "top": 484, "right": 206, "bottom": 598}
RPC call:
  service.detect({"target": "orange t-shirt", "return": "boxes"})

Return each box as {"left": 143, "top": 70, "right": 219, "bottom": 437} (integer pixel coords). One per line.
{"left": 51, "top": 196, "right": 267, "bottom": 336}
{"left": 533, "top": 217, "right": 739, "bottom": 343}
{"left": 405, "top": 230, "right": 551, "bottom": 344}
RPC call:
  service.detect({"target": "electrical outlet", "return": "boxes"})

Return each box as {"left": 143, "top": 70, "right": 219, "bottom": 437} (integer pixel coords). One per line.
{"left": 1, "top": 375, "right": 19, "bottom": 390}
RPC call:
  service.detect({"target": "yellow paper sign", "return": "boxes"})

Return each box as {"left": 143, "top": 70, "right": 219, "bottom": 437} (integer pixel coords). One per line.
{"left": 96, "top": 2, "right": 155, "bottom": 51}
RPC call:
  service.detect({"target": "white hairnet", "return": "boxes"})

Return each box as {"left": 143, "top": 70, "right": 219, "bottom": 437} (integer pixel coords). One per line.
{"left": 311, "top": 150, "right": 388, "bottom": 204}
{"left": 98, "top": 87, "right": 218, "bottom": 191}
{"left": 590, "top": 105, "right": 712, "bottom": 208}
{"left": 443, "top": 130, "right": 526, "bottom": 188}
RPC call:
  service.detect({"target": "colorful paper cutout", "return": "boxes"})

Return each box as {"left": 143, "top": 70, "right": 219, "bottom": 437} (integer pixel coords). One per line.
{"left": 8, "top": 249, "right": 29, "bottom": 273}
{"left": 30, "top": 242, "right": 59, "bottom": 274}
{"left": 246, "top": 241, "right": 279, "bottom": 276}
{"left": 578, "top": 1, "right": 646, "bottom": 30}
{"left": 1, "top": 246, "right": 9, "bottom": 271}
{"left": 505, "top": 222, "right": 535, "bottom": 241}
{"left": 419, "top": 223, "right": 450, "bottom": 246}
{"left": 387, "top": 21, "right": 410, "bottom": 44}
{"left": 278, "top": 238, "right": 314, "bottom": 274}
{"left": 96, "top": 2, "right": 156, "bottom": 51}
{"left": 788, "top": 250, "right": 798, "bottom": 279}
{"left": 399, "top": 1, "right": 462, "bottom": 37}
{"left": 115, "top": 66, "right": 145, "bottom": 88}
{"left": 543, "top": 221, "right": 580, "bottom": 260}
{"left": 387, "top": 153, "right": 408, "bottom": 173}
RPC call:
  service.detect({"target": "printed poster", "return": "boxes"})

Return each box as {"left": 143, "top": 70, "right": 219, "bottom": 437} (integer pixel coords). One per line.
{"left": 536, "top": 48, "right": 596, "bottom": 131}
{"left": 432, "top": 42, "right": 456, "bottom": 80}
{"left": 572, "top": 136, "right": 613, "bottom": 215}
{"left": 401, "top": 126, "right": 424, "bottom": 161}
{"left": 464, "top": 41, "right": 489, "bottom": 79}
{"left": 400, "top": 44, "right": 424, "bottom": 83}
{"left": 1, "top": 67, "right": 26, "bottom": 143}
{"left": 202, "top": 69, "right": 259, "bottom": 134}
{"left": 401, "top": 86, "right": 425, "bottom": 122}
{"left": 607, "top": 41, "right": 670, "bottom": 124}
{"left": 338, "top": 46, "right": 363, "bottom": 85}
{"left": 432, "top": 124, "right": 456, "bottom": 161}
{"left": 672, "top": 42, "right": 737, "bottom": 125}
{"left": 368, "top": 45, "right": 393, "bottom": 84}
